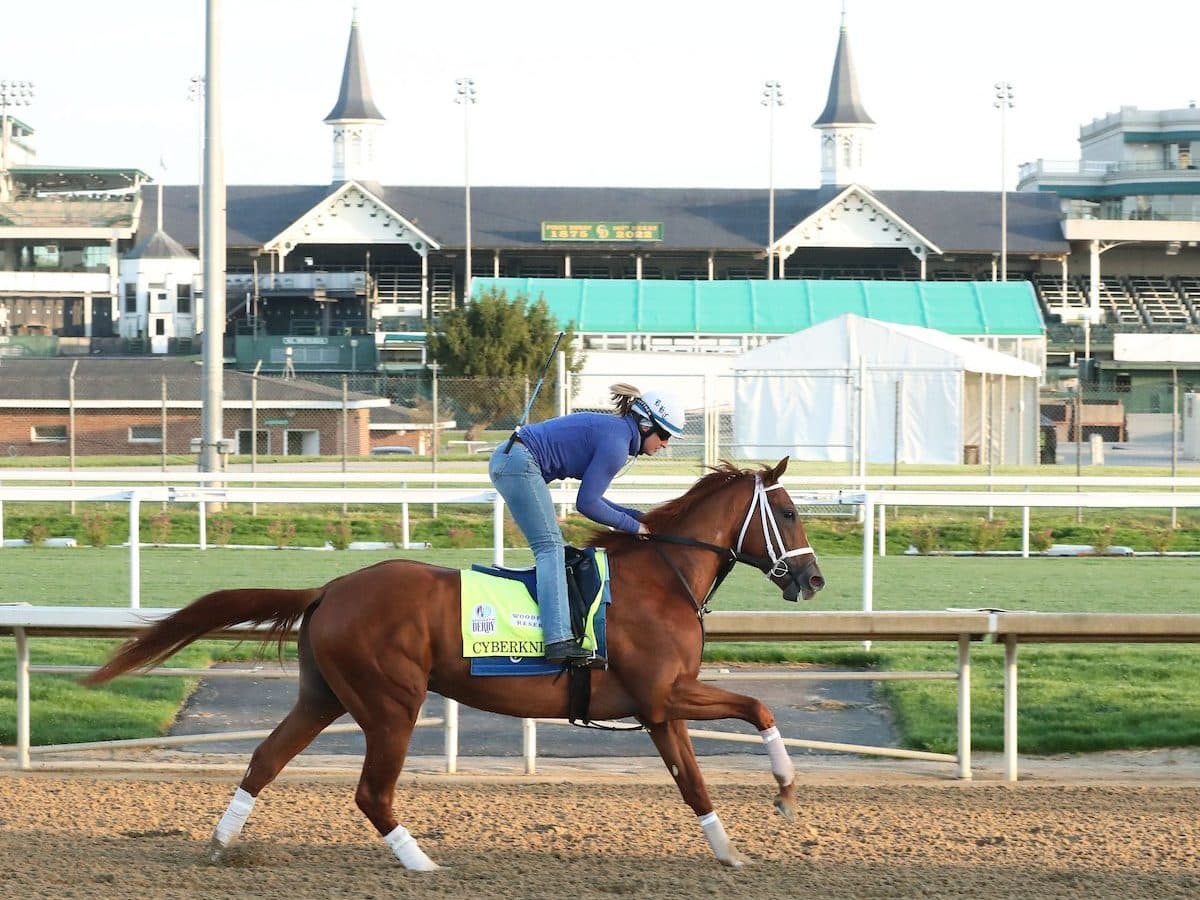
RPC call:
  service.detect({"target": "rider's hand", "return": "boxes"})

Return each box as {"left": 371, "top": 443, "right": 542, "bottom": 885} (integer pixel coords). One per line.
{"left": 637, "top": 523, "right": 650, "bottom": 539}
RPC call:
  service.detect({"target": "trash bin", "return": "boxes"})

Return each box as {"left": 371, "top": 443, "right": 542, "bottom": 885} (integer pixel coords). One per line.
{"left": 963, "top": 444, "right": 980, "bottom": 465}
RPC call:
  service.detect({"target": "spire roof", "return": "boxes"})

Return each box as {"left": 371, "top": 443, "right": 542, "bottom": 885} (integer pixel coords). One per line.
{"left": 324, "top": 17, "right": 384, "bottom": 122}
{"left": 812, "top": 24, "right": 874, "bottom": 127}
{"left": 125, "top": 229, "right": 195, "bottom": 261}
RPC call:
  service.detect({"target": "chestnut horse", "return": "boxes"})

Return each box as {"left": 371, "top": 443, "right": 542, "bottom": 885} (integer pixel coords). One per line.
{"left": 85, "top": 457, "right": 824, "bottom": 869}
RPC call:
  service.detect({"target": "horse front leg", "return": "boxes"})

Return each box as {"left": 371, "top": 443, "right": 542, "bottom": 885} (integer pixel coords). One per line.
{"left": 645, "top": 718, "right": 745, "bottom": 868}
{"left": 662, "top": 678, "right": 798, "bottom": 821}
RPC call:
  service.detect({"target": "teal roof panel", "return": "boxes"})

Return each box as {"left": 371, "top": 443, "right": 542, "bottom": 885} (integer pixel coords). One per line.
{"left": 474, "top": 277, "right": 1043, "bottom": 336}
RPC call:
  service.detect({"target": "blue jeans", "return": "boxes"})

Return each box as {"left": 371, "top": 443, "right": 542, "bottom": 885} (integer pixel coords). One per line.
{"left": 488, "top": 442, "right": 571, "bottom": 646}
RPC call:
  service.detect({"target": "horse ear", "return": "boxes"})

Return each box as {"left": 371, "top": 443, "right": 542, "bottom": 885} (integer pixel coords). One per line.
{"left": 768, "top": 456, "right": 789, "bottom": 482}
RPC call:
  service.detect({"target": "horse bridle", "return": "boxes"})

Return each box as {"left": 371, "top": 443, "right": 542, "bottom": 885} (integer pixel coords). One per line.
{"left": 645, "top": 474, "right": 818, "bottom": 619}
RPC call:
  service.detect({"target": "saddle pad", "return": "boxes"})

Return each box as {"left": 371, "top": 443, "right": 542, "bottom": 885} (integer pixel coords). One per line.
{"left": 463, "top": 551, "right": 611, "bottom": 677}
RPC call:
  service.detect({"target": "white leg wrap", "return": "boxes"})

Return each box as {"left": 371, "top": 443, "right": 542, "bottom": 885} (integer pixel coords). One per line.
{"left": 384, "top": 824, "right": 440, "bottom": 871}
{"left": 213, "top": 787, "right": 256, "bottom": 847}
{"left": 698, "top": 811, "right": 742, "bottom": 867}
{"left": 760, "top": 725, "right": 795, "bottom": 787}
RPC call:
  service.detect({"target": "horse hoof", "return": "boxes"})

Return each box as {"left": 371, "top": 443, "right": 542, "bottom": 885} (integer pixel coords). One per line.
{"left": 719, "top": 851, "right": 746, "bottom": 869}
{"left": 773, "top": 795, "right": 797, "bottom": 821}
{"left": 208, "top": 837, "right": 229, "bottom": 865}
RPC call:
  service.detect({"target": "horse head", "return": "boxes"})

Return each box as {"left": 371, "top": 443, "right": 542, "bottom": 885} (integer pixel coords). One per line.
{"left": 737, "top": 457, "right": 825, "bottom": 602}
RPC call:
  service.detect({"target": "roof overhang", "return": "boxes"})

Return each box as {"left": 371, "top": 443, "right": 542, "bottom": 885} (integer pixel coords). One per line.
{"left": 775, "top": 184, "right": 942, "bottom": 260}
{"left": 1064, "top": 218, "right": 1200, "bottom": 243}
{"left": 263, "top": 181, "right": 439, "bottom": 258}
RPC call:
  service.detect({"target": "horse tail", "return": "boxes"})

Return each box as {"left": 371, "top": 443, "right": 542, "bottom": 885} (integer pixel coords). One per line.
{"left": 83, "top": 587, "right": 322, "bottom": 686}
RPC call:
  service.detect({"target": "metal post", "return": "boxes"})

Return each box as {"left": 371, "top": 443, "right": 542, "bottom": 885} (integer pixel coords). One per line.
{"left": 341, "top": 375, "right": 349, "bottom": 516}
{"left": 862, "top": 493, "right": 874, "bottom": 652}
{"left": 455, "top": 78, "right": 477, "bottom": 303}
{"left": 956, "top": 635, "right": 972, "bottom": 780}
{"left": 430, "top": 363, "right": 439, "bottom": 518}
{"left": 523, "top": 717, "right": 538, "bottom": 775}
{"left": 493, "top": 493, "right": 505, "bottom": 565}
{"left": 1021, "top": 505, "right": 1030, "bottom": 558}
{"left": 15, "top": 626, "right": 29, "bottom": 769}
{"left": 200, "top": 0, "right": 227, "bottom": 477}
{"left": 878, "top": 502, "right": 886, "bottom": 557}
{"left": 1004, "top": 634, "right": 1018, "bottom": 781}
{"left": 160, "top": 375, "right": 168, "bottom": 474}
{"left": 250, "top": 361, "right": 260, "bottom": 516}
{"left": 129, "top": 491, "right": 141, "bottom": 608}
{"left": 1172, "top": 368, "right": 1179, "bottom": 529}
{"left": 993, "top": 82, "right": 1014, "bottom": 282}
{"left": 762, "top": 80, "right": 783, "bottom": 280}
{"left": 68, "top": 361, "right": 77, "bottom": 514}
{"left": 444, "top": 698, "right": 459, "bottom": 774}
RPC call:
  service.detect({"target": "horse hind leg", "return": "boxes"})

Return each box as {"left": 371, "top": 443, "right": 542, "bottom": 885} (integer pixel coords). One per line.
{"left": 354, "top": 696, "right": 439, "bottom": 871}
{"left": 211, "top": 637, "right": 346, "bottom": 861}
{"left": 646, "top": 719, "right": 745, "bottom": 868}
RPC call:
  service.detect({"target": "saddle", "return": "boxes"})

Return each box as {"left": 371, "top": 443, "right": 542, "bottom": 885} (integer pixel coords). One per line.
{"left": 470, "top": 547, "right": 606, "bottom": 722}
{"left": 471, "top": 545, "right": 603, "bottom": 645}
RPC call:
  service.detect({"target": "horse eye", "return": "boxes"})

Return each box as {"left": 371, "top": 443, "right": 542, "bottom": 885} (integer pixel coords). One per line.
{"left": 782, "top": 509, "right": 796, "bottom": 520}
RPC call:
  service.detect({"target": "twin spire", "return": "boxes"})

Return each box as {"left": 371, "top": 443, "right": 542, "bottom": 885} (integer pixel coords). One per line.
{"left": 322, "top": 9, "right": 870, "bottom": 188}
{"left": 325, "top": 11, "right": 384, "bottom": 184}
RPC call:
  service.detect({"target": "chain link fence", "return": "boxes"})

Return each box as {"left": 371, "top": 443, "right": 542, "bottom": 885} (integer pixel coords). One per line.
{"left": 8, "top": 365, "right": 1198, "bottom": 470}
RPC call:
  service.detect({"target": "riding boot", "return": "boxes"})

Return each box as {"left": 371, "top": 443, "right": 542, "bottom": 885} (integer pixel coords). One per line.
{"left": 544, "top": 638, "right": 593, "bottom": 665}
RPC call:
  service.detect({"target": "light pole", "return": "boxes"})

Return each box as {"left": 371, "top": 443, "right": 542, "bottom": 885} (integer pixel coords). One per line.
{"left": 762, "top": 80, "right": 783, "bottom": 280}
{"left": 0, "top": 80, "right": 34, "bottom": 203}
{"left": 455, "top": 77, "right": 477, "bottom": 302}
{"left": 993, "top": 81, "right": 1014, "bottom": 282}
{"left": 187, "top": 76, "right": 205, "bottom": 265}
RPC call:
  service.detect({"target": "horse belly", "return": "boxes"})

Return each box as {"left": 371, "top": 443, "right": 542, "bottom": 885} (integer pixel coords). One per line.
{"left": 432, "top": 669, "right": 637, "bottom": 722}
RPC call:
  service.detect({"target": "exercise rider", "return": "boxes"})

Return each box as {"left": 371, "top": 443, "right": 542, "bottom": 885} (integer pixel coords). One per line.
{"left": 487, "top": 383, "right": 686, "bottom": 665}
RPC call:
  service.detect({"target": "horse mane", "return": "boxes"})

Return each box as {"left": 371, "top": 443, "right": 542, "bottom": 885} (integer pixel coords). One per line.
{"left": 588, "top": 461, "right": 770, "bottom": 551}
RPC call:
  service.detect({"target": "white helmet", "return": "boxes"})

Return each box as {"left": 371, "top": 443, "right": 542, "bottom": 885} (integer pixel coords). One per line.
{"left": 632, "top": 389, "right": 686, "bottom": 437}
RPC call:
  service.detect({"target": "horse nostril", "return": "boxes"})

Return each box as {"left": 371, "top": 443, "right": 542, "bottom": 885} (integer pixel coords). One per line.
{"left": 809, "top": 575, "right": 825, "bottom": 591}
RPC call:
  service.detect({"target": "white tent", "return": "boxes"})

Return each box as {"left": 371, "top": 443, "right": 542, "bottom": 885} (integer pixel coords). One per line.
{"left": 731, "top": 314, "right": 1041, "bottom": 465}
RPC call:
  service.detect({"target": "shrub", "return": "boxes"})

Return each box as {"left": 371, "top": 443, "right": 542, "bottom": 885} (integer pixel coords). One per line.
{"left": 1029, "top": 528, "right": 1055, "bottom": 553}
{"left": 1148, "top": 527, "right": 1173, "bottom": 555}
{"left": 1090, "top": 524, "right": 1116, "bottom": 556}
{"left": 970, "top": 518, "right": 1006, "bottom": 553}
{"left": 209, "top": 516, "right": 235, "bottom": 547}
{"left": 326, "top": 517, "right": 353, "bottom": 550}
{"left": 23, "top": 522, "right": 49, "bottom": 546}
{"left": 267, "top": 519, "right": 296, "bottom": 549}
{"left": 148, "top": 510, "right": 172, "bottom": 546}
{"left": 80, "top": 511, "right": 111, "bottom": 548}
{"left": 910, "top": 525, "right": 940, "bottom": 555}
{"left": 381, "top": 518, "right": 406, "bottom": 549}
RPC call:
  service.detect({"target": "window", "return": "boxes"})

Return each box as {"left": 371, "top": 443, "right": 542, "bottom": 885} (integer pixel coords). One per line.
{"left": 177, "top": 283, "right": 192, "bottom": 314}
{"left": 129, "top": 425, "right": 163, "bottom": 444}
{"left": 82, "top": 245, "right": 111, "bottom": 270}
{"left": 124, "top": 282, "right": 137, "bottom": 313}
{"left": 32, "top": 425, "right": 68, "bottom": 443}
{"left": 154, "top": 317, "right": 166, "bottom": 336}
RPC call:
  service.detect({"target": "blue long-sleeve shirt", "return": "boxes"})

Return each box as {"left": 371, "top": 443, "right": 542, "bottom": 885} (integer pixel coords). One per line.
{"left": 515, "top": 412, "right": 644, "bottom": 533}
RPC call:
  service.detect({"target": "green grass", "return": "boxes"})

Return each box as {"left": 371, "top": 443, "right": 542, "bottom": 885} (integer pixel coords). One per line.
{"left": 2, "top": 547, "right": 1200, "bottom": 754}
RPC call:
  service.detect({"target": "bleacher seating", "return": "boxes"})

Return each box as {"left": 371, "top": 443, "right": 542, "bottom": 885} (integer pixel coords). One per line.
{"left": 1175, "top": 276, "right": 1200, "bottom": 323}
{"left": 1128, "top": 275, "right": 1193, "bottom": 326}
{"left": 1032, "top": 273, "right": 1089, "bottom": 316}
{"left": 1079, "top": 276, "right": 1145, "bottom": 325}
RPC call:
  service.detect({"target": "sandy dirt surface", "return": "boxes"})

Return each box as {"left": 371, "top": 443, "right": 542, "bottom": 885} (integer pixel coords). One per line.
{"left": 3, "top": 756, "right": 1200, "bottom": 900}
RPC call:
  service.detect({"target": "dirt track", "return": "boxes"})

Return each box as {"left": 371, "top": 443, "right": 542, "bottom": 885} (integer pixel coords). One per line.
{"left": 3, "top": 767, "right": 1200, "bottom": 899}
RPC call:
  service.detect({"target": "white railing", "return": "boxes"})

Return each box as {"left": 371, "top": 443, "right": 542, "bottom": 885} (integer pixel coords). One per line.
{"left": 7, "top": 606, "right": 1200, "bottom": 782}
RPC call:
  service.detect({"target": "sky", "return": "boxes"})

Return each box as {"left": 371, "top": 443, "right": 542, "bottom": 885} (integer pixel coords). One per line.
{"left": 3, "top": 0, "right": 1198, "bottom": 192}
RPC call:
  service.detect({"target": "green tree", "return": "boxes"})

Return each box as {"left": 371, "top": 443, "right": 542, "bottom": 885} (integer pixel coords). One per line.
{"left": 427, "top": 288, "right": 584, "bottom": 439}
